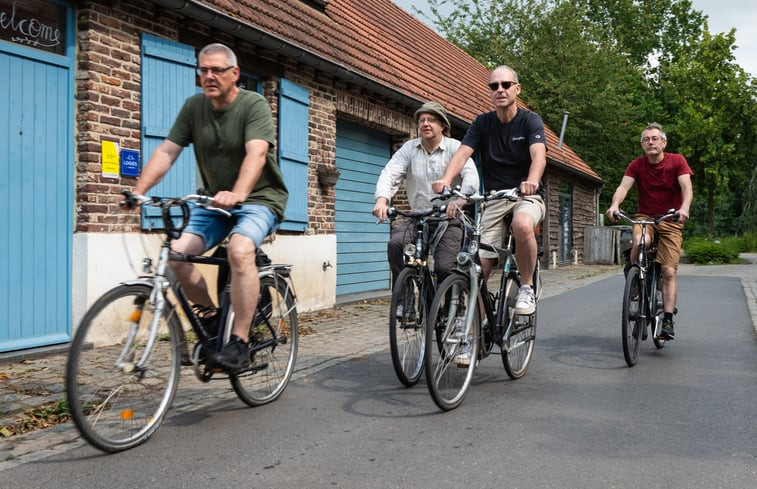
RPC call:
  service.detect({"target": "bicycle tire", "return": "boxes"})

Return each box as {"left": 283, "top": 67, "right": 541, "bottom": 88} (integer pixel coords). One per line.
{"left": 65, "top": 283, "right": 182, "bottom": 453}
{"left": 652, "top": 274, "right": 666, "bottom": 349}
{"left": 424, "top": 273, "right": 478, "bottom": 411}
{"left": 622, "top": 266, "right": 644, "bottom": 366}
{"left": 389, "top": 267, "right": 427, "bottom": 386}
{"left": 231, "top": 274, "right": 298, "bottom": 406}
{"left": 501, "top": 273, "right": 537, "bottom": 379}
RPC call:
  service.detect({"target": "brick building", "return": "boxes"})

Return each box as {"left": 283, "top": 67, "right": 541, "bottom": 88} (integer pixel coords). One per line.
{"left": 1, "top": 0, "right": 602, "bottom": 352}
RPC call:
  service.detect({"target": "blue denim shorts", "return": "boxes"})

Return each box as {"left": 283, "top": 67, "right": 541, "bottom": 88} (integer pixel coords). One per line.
{"left": 184, "top": 204, "right": 279, "bottom": 251}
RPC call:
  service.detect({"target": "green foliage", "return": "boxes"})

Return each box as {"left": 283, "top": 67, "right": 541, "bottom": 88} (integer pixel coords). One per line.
{"left": 683, "top": 237, "right": 739, "bottom": 264}
{"left": 421, "top": 0, "right": 756, "bottom": 236}
{"left": 726, "top": 232, "right": 757, "bottom": 253}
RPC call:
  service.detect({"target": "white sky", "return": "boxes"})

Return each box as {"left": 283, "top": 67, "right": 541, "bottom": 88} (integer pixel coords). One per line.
{"left": 393, "top": 0, "right": 756, "bottom": 77}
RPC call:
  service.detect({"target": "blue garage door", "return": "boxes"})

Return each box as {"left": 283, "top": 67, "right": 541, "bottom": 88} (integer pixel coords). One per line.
{"left": 0, "top": 2, "right": 74, "bottom": 352}
{"left": 335, "top": 121, "right": 392, "bottom": 296}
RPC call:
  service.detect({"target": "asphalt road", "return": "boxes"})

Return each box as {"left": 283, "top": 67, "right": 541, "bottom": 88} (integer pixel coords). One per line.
{"left": 4, "top": 274, "right": 756, "bottom": 488}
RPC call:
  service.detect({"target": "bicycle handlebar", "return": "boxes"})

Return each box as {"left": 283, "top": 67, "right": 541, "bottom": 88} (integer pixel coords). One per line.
{"left": 387, "top": 204, "right": 448, "bottom": 220}
{"left": 613, "top": 209, "right": 680, "bottom": 225}
{"left": 121, "top": 189, "right": 234, "bottom": 217}
{"left": 442, "top": 186, "right": 521, "bottom": 204}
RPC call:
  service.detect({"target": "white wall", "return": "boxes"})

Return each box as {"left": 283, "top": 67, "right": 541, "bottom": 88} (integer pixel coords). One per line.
{"left": 72, "top": 232, "right": 337, "bottom": 332}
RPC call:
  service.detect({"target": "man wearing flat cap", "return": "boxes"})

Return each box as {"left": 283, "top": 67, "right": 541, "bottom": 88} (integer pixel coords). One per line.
{"left": 373, "top": 101, "right": 479, "bottom": 288}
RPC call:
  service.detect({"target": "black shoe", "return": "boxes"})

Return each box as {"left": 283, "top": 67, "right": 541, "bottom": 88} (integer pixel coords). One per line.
{"left": 660, "top": 319, "right": 675, "bottom": 340}
{"left": 213, "top": 335, "right": 251, "bottom": 371}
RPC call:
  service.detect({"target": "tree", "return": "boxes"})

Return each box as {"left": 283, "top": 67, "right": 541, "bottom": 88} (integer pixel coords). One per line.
{"left": 420, "top": 0, "right": 756, "bottom": 235}
{"left": 657, "top": 27, "right": 757, "bottom": 235}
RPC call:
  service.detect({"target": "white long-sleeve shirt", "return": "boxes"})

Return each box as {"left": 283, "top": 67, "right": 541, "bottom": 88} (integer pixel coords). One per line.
{"left": 374, "top": 136, "right": 479, "bottom": 211}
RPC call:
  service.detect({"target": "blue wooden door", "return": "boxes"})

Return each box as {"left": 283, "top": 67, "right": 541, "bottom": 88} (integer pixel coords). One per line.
{"left": 140, "top": 34, "right": 198, "bottom": 229}
{"left": 334, "top": 121, "right": 392, "bottom": 296}
{"left": 0, "top": 26, "right": 74, "bottom": 351}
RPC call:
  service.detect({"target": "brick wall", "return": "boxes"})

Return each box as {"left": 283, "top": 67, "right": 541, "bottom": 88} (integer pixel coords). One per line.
{"left": 73, "top": 0, "right": 417, "bottom": 236}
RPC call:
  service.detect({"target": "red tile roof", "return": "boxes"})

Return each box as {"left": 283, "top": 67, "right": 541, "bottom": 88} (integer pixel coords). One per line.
{"left": 190, "top": 0, "right": 601, "bottom": 182}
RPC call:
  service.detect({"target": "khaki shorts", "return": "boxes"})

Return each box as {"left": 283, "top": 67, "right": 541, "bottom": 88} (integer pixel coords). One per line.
{"left": 633, "top": 215, "right": 684, "bottom": 269}
{"left": 479, "top": 195, "right": 545, "bottom": 260}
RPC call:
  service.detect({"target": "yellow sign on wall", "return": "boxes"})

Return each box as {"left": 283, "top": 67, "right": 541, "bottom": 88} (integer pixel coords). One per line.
{"left": 101, "top": 140, "right": 120, "bottom": 178}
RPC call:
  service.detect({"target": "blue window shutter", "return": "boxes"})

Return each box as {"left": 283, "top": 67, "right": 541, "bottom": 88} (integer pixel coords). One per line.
{"left": 140, "top": 34, "right": 197, "bottom": 230}
{"left": 277, "top": 79, "right": 310, "bottom": 232}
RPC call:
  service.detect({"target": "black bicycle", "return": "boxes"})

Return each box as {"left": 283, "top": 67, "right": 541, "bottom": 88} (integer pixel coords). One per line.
{"left": 66, "top": 191, "right": 298, "bottom": 452}
{"left": 613, "top": 209, "right": 678, "bottom": 367}
{"left": 387, "top": 204, "right": 449, "bottom": 386}
{"left": 425, "top": 188, "right": 541, "bottom": 410}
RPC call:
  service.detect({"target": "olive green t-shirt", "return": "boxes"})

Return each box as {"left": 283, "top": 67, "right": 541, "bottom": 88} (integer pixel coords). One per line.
{"left": 167, "top": 89, "right": 288, "bottom": 220}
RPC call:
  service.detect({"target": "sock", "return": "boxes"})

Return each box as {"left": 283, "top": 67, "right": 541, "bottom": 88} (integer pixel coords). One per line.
{"left": 664, "top": 312, "right": 673, "bottom": 322}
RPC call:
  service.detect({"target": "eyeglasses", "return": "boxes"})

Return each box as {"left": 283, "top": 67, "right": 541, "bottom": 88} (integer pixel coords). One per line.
{"left": 642, "top": 136, "right": 664, "bottom": 143}
{"left": 196, "top": 66, "right": 234, "bottom": 76}
{"left": 488, "top": 81, "right": 518, "bottom": 91}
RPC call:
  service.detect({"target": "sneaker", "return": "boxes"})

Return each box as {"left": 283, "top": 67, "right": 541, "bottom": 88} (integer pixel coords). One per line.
{"left": 452, "top": 317, "right": 473, "bottom": 367}
{"left": 660, "top": 319, "right": 675, "bottom": 340}
{"left": 456, "top": 340, "right": 473, "bottom": 367}
{"left": 514, "top": 285, "right": 536, "bottom": 315}
{"left": 213, "top": 335, "right": 251, "bottom": 371}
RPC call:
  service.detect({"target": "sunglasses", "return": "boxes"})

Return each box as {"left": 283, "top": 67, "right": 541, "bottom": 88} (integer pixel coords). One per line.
{"left": 488, "top": 81, "right": 518, "bottom": 90}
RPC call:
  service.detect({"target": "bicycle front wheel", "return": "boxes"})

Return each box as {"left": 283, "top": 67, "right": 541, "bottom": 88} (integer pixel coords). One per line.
{"left": 389, "top": 267, "right": 426, "bottom": 386}
{"left": 424, "top": 273, "right": 478, "bottom": 411}
{"left": 65, "top": 283, "right": 182, "bottom": 453}
{"left": 500, "top": 274, "right": 537, "bottom": 379}
{"left": 231, "top": 274, "right": 298, "bottom": 406}
{"left": 622, "top": 266, "right": 644, "bottom": 366}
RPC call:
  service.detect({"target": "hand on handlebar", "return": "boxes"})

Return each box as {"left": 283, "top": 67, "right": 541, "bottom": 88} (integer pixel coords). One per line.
{"left": 431, "top": 179, "right": 449, "bottom": 194}
{"left": 606, "top": 207, "right": 620, "bottom": 223}
{"left": 519, "top": 180, "right": 539, "bottom": 196}
{"left": 211, "top": 190, "right": 246, "bottom": 209}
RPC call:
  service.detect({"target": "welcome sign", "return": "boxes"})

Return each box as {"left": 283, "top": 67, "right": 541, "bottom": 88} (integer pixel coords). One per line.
{"left": 0, "top": 0, "right": 66, "bottom": 55}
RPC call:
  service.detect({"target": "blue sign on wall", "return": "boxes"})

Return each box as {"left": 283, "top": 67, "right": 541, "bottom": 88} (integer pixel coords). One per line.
{"left": 120, "top": 149, "right": 140, "bottom": 177}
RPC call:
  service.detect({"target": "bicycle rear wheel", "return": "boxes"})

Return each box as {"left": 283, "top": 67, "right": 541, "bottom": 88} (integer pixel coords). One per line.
{"left": 424, "top": 273, "right": 478, "bottom": 411}
{"left": 66, "top": 283, "right": 182, "bottom": 453}
{"left": 622, "top": 266, "right": 644, "bottom": 366}
{"left": 500, "top": 274, "right": 537, "bottom": 379}
{"left": 389, "top": 267, "right": 426, "bottom": 386}
{"left": 231, "top": 274, "right": 298, "bottom": 406}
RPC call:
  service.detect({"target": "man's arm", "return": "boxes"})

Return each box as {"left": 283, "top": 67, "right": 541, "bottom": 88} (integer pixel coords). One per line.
{"left": 520, "top": 142, "right": 546, "bottom": 196}
{"left": 432, "top": 144, "right": 475, "bottom": 193}
{"left": 676, "top": 173, "right": 693, "bottom": 224}
{"left": 605, "top": 175, "right": 636, "bottom": 222}
{"left": 213, "top": 139, "right": 269, "bottom": 208}
{"left": 133, "top": 140, "right": 183, "bottom": 195}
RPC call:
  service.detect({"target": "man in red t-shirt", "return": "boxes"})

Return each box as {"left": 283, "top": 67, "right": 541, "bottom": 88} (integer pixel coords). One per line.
{"left": 606, "top": 123, "right": 694, "bottom": 340}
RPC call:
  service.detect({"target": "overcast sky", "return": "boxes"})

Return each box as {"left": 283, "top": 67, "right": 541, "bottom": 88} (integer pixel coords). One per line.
{"left": 392, "top": 0, "right": 756, "bottom": 77}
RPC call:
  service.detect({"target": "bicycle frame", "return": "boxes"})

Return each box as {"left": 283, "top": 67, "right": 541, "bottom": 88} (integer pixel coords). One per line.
{"left": 119, "top": 192, "right": 295, "bottom": 376}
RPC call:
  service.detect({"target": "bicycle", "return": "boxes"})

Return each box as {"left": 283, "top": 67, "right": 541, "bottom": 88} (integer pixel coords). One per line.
{"left": 424, "top": 188, "right": 541, "bottom": 410}
{"left": 387, "top": 204, "right": 450, "bottom": 387}
{"left": 613, "top": 209, "right": 679, "bottom": 367}
{"left": 66, "top": 190, "right": 298, "bottom": 452}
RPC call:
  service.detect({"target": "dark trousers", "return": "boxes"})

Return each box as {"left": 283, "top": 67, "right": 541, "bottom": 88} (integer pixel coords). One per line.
{"left": 388, "top": 218, "right": 463, "bottom": 285}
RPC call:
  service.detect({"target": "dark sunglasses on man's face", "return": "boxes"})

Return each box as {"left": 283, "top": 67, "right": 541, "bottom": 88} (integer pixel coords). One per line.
{"left": 488, "top": 81, "right": 518, "bottom": 91}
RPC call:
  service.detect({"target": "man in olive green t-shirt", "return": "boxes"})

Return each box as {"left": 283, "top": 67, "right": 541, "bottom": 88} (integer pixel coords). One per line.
{"left": 133, "top": 43, "right": 288, "bottom": 370}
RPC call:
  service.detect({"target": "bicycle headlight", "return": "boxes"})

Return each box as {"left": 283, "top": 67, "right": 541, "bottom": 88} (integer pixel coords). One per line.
{"left": 403, "top": 243, "right": 416, "bottom": 257}
{"left": 456, "top": 252, "right": 471, "bottom": 266}
{"left": 468, "top": 240, "right": 479, "bottom": 255}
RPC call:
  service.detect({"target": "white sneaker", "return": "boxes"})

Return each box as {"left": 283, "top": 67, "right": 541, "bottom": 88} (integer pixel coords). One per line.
{"left": 455, "top": 340, "right": 473, "bottom": 367}
{"left": 514, "top": 285, "right": 536, "bottom": 315}
{"left": 452, "top": 317, "right": 473, "bottom": 367}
